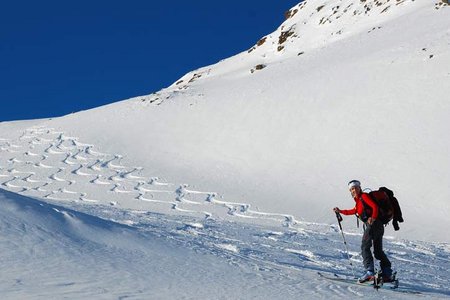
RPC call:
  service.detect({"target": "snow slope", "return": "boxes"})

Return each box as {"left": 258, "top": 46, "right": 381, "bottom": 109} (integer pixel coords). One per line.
{"left": 1, "top": 0, "right": 450, "bottom": 298}
{"left": 0, "top": 188, "right": 308, "bottom": 299}
{"left": 3, "top": 0, "right": 446, "bottom": 242}
{"left": 1, "top": 188, "right": 450, "bottom": 299}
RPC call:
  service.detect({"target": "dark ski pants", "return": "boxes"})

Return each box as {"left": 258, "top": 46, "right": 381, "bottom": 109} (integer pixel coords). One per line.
{"left": 361, "top": 220, "right": 391, "bottom": 273}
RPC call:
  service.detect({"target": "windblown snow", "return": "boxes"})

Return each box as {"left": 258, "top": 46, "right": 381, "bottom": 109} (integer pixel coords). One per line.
{"left": 1, "top": 0, "right": 450, "bottom": 298}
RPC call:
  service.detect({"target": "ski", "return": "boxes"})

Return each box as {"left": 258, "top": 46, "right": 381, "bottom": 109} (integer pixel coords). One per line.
{"left": 317, "top": 271, "right": 421, "bottom": 295}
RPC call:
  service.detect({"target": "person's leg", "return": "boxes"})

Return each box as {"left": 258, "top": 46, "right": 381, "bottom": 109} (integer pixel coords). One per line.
{"left": 372, "top": 221, "right": 392, "bottom": 275}
{"left": 361, "top": 224, "right": 374, "bottom": 272}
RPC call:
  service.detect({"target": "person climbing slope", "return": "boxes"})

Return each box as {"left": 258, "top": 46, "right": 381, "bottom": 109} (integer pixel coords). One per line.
{"left": 333, "top": 180, "right": 394, "bottom": 283}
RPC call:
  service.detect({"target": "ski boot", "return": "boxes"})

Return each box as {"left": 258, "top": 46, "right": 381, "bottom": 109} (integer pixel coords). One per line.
{"left": 358, "top": 270, "right": 375, "bottom": 283}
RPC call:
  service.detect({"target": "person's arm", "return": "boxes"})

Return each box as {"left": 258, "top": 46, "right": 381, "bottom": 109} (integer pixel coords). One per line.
{"left": 339, "top": 206, "right": 356, "bottom": 216}
{"left": 334, "top": 205, "right": 356, "bottom": 216}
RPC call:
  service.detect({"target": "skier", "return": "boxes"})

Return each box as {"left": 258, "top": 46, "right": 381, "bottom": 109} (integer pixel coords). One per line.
{"left": 333, "top": 180, "right": 394, "bottom": 283}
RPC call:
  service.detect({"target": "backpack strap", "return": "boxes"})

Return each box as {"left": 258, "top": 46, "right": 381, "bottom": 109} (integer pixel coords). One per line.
{"left": 358, "top": 195, "right": 371, "bottom": 222}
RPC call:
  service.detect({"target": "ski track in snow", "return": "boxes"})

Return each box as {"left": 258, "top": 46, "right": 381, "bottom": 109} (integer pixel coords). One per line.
{"left": 1, "top": 126, "right": 450, "bottom": 298}
{"left": 0, "top": 126, "right": 302, "bottom": 226}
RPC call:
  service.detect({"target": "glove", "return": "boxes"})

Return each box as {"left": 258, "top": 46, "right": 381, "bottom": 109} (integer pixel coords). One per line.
{"left": 333, "top": 207, "right": 340, "bottom": 213}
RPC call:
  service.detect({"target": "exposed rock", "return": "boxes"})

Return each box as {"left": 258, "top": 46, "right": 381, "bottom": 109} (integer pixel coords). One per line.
{"left": 255, "top": 64, "right": 266, "bottom": 70}
{"left": 285, "top": 8, "right": 299, "bottom": 20}
{"left": 257, "top": 37, "right": 267, "bottom": 47}
{"left": 250, "top": 64, "right": 267, "bottom": 73}
{"left": 188, "top": 73, "right": 202, "bottom": 83}
{"left": 278, "top": 29, "right": 295, "bottom": 51}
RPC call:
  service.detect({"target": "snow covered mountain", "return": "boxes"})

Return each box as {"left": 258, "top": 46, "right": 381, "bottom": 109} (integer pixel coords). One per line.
{"left": 12, "top": 0, "right": 446, "bottom": 241}
{"left": 1, "top": 0, "right": 450, "bottom": 298}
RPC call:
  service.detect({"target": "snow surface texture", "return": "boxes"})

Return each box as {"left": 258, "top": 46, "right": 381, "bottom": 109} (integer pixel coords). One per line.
{"left": 1, "top": 185, "right": 450, "bottom": 299}
{"left": 0, "top": 125, "right": 449, "bottom": 299}
{"left": 1, "top": 0, "right": 450, "bottom": 298}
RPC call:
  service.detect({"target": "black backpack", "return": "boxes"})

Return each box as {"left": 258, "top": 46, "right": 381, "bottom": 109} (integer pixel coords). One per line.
{"left": 364, "top": 187, "right": 404, "bottom": 231}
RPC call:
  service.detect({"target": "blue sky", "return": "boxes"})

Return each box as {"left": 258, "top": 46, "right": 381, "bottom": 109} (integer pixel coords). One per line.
{"left": 1, "top": 1, "right": 299, "bottom": 121}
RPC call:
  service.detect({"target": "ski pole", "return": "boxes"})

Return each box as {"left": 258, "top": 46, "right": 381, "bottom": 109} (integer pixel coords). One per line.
{"left": 335, "top": 211, "right": 356, "bottom": 278}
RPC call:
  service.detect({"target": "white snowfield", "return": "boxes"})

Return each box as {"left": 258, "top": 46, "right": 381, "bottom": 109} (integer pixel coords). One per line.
{"left": 1, "top": 0, "right": 450, "bottom": 298}
{"left": 1, "top": 188, "right": 448, "bottom": 300}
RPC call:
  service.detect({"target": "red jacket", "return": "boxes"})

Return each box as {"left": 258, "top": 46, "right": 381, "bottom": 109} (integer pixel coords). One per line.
{"left": 340, "top": 193, "right": 378, "bottom": 220}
